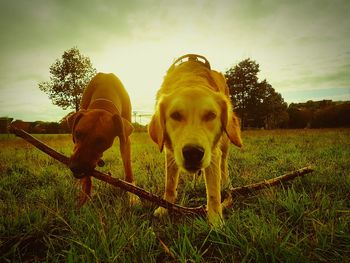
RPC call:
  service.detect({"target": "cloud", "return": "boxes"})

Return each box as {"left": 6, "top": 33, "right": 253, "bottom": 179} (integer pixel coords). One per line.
{"left": 272, "top": 59, "right": 350, "bottom": 92}
{"left": 0, "top": 0, "right": 143, "bottom": 62}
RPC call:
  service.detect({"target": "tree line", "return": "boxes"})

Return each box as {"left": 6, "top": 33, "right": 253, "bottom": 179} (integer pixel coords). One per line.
{"left": 288, "top": 100, "right": 350, "bottom": 128}
{"left": 225, "top": 58, "right": 350, "bottom": 129}
{"left": 0, "top": 117, "right": 148, "bottom": 134}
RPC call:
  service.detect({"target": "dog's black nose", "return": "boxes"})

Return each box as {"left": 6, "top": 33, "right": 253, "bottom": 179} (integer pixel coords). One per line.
{"left": 69, "top": 162, "right": 88, "bottom": 178}
{"left": 182, "top": 145, "right": 205, "bottom": 168}
{"left": 97, "top": 159, "right": 105, "bottom": 167}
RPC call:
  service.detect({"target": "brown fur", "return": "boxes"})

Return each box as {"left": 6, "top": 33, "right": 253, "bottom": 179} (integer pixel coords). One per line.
{"left": 67, "top": 73, "right": 135, "bottom": 205}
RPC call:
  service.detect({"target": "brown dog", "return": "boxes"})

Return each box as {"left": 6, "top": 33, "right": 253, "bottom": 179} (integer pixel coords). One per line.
{"left": 67, "top": 73, "right": 134, "bottom": 204}
{"left": 149, "top": 54, "right": 242, "bottom": 227}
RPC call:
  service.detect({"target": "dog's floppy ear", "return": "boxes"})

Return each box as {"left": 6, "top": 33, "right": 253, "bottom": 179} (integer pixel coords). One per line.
{"left": 113, "top": 114, "right": 134, "bottom": 143}
{"left": 148, "top": 99, "right": 166, "bottom": 152}
{"left": 66, "top": 111, "right": 85, "bottom": 131}
{"left": 219, "top": 96, "right": 242, "bottom": 147}
{"left": 66, "top": 111, "right": 86, "bottom": 142}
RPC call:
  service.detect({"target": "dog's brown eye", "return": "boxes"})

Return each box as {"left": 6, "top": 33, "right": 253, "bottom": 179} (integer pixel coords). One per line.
{"left": 170, "top": 111, "right": 183, "bottom": 121}
{"left": 203, "top": 111, "right": 216, "bottom": 122}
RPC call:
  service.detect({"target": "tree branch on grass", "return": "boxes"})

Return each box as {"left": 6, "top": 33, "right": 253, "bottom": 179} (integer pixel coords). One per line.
{"left": 9, "top": 125, "right": 314, "bottom": 216}
{"left": 222, "top": 166, "right": 314, "bottom": 209}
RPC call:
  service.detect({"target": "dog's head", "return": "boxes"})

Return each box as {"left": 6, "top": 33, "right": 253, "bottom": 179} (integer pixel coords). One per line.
{"left": 149, "top": 87, "right": 242, "bottom": 173}
{"left": 66, "top": 110, "right": 133, "bottom": 178}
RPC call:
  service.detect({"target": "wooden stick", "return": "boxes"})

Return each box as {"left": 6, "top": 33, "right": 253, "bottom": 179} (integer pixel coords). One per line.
{"left": 230, "top": 167, "right": 313, "bottom": 195}
{"left": 8, "top": 126, "right": 314, "bottom": 215}
{"left": 8, "top": 126, "right": 206, "bottom": 216}
{"left": 221, "top": 167, "right": 314, "bottom": 209}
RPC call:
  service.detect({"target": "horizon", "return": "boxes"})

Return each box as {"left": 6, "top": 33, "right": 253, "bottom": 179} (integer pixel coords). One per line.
{"left": 2, "top": 98, "right": 349, "bottom": 125}
{"left": 1, "top": 0, "right": 349, "bottom": 123}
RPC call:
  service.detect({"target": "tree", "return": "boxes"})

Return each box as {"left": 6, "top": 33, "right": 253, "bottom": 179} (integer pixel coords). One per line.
{"left": 39, "top": 47, "right": 96, "bottom": 112}
{"left": 255, "top": 80, "right": 289, "bottom": 128}
{"left": 225, "top": 58, "right": 288, "bottom": 129}
{"left": 225, "top": 58, "right": 259, "bottom": 128}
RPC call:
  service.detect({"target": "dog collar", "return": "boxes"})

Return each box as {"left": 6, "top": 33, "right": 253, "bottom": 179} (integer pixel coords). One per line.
{"left": 88, "top": 98, "right": 120, "bottom": 115}
{"left": 167, "top": 54, "right": 211, "bottom": 73}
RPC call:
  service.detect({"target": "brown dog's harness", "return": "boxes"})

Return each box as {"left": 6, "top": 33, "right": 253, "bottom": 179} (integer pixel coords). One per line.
{"left": 88, "top": 98, "right": 120, "bottom": 115}
{"left": 167, "top": 54, "right": 211, "bottom": 73}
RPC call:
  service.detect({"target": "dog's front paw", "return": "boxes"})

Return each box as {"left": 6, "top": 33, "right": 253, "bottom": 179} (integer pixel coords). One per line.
{"left": 153, "top": 207, "right": 168, "bottom": 217}
{"left": 208, "top": 215, "right": 224, "bottom": 229}
{"left": 207, "top": 208, "right": 224, "bottom": 229}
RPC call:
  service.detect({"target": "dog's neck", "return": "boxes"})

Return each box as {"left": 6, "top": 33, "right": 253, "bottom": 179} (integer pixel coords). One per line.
{"left": 88, "top": 98, "right": 120, "bottom": 115}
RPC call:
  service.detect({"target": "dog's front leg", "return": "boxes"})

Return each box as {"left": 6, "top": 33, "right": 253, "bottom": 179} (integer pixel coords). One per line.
{"left": 154, "top": 150, "right": 179, "bottom": 217}
{"left": 204, "top": 150, "right": 223, "bottom": 227}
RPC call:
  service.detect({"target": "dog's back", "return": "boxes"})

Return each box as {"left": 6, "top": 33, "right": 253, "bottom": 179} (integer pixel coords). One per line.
{"left": 81, "top": 73, "right": 132, "bottom": 120}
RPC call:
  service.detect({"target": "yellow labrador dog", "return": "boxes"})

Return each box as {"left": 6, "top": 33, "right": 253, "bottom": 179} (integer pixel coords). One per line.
{"left": 149, "top": 54, "right": 242, "bottom": 226}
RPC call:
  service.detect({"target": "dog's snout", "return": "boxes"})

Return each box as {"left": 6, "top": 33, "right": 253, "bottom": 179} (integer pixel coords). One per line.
{"left": 182, "top": 145, "right": 205, "bottom": 165}
{"left": 69, "top": 162, "right": 89, "bottom": 178}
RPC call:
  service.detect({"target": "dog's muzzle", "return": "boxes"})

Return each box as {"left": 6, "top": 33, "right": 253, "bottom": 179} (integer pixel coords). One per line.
{"left": 69, "top": 161, "right": 93, "bottom": 179}
{"left": 69, "top": 159, "right": 104, "bottom": 179}
{"left": 182, "top": 144, "right": 205, "bottom": 172}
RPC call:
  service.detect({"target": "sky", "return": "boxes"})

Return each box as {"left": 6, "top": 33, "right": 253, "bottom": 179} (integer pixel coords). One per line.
{"left": 0, "top": 0, "right": 349, "bottom": 123}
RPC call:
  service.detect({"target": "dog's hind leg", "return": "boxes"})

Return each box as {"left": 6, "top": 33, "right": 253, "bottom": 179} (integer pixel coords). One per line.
{"left": 120, "top": 136, "right": 140, "bottom": 205}
{"left": 220, "top": 136, "right": 230, "bottom": 186}
{"left": 120, "top": 136, "right": 134, "bottom": 183}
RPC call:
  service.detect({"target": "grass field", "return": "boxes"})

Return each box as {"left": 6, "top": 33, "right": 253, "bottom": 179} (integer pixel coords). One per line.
{"left": 0, "top": 129, "right": 349, "bottom": 262}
